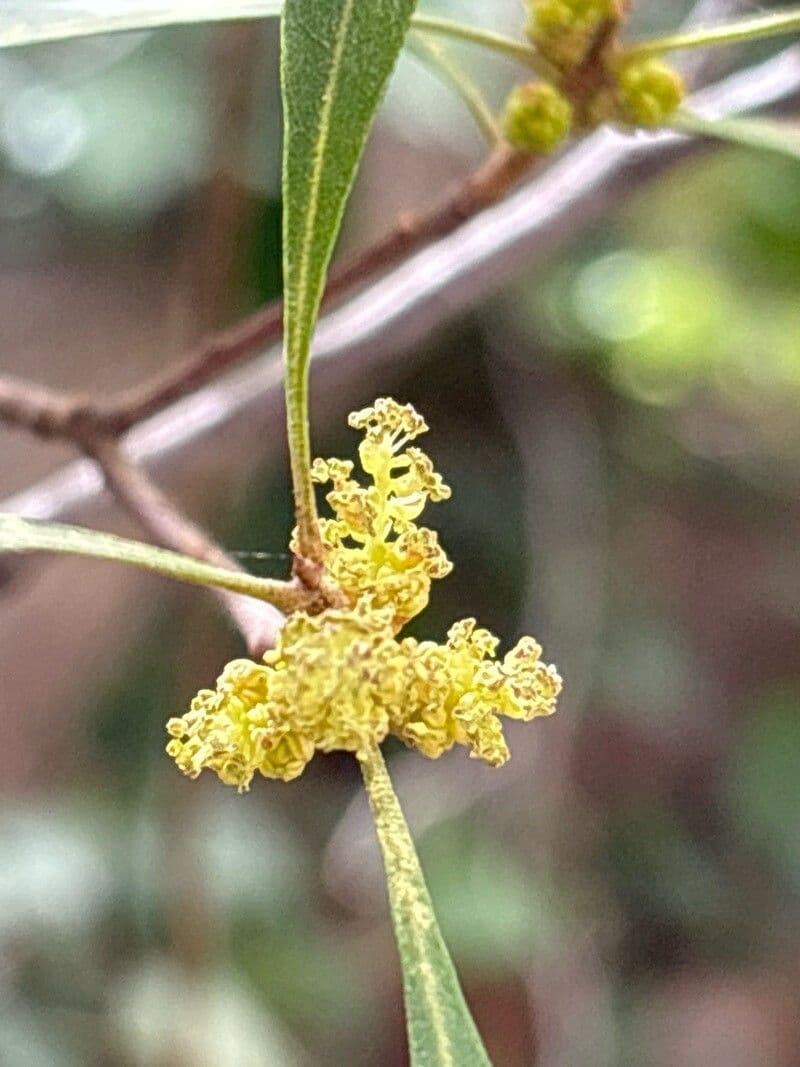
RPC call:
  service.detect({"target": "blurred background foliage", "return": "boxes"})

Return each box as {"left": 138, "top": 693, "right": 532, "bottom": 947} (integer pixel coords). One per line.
{"left": 0, "top": 1, "right": 799, "bottom": 1065}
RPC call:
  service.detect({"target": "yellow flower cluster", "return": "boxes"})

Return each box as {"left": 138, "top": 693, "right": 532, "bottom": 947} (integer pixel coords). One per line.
{"left": 167, "top": 606, "right": 561, "bottom": 790}
{"left": 504, "top": 0, "right": 684, "bottom": 154}
{"left": 167, "top": 600, "right": 398, "bottom": 790}
{"left": 167, "top": 398, "right": 562, "bottom": 790}
{"left": 393, "top": 620, "right": 562, "bottom": 768}
{"left": 309, "top": 397, "right": 453, "bottom": 629}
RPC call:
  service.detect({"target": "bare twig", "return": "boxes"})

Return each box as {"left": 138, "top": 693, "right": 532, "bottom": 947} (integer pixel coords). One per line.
{"left": 0, "top": 374, "right": 105, "bottom": 446}
{"left": 90, "top": 442, "right": 288, "bottom": 655}
{"left": 99, "top": 145, "right": 535, "bottom": 433}
{"left": 0, "top": 375, "right": 289, "bottom": 653}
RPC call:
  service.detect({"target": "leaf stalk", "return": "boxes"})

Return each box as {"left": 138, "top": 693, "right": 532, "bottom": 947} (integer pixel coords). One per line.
{"left": 0, "top": 514, "right": 308, "bottom": 612}
{"left": 625, "top": 9, "right": 800, "bottom": 60}
{"left": 411, "top": 13, "right": 556, "bottom": 78}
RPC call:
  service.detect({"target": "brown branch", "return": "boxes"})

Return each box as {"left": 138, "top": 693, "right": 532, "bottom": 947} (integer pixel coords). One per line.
{"left": 0, "top": 373, "right": 290, "bottom": 655}
{"left": 88, "top": 440, "right": 288, "bottom": 656}
{"left": 100, "top": 144, "right": 536, "bottom": 433}
{"left": 0, "top": 375, "right": 105, "bottom": 447}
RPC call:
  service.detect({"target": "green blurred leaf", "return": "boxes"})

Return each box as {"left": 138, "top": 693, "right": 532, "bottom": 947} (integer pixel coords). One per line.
{"left": 361, "top": 747, "right": 491, "bottom": 1067}
{"left": 280, "top": 0, "right": 418, "bottom": 550}
{"left": 423, "top": 828, "right": 557, "bottom": 973}
{"left": 0, "top": 2, "right": 283, "bottom": 49}
{"left": 0, "top": 514, "right": 283, "bottom": 602}
{"left": 674, "top": 110, "right": 800, "bottom": 165}
{"left": 731, "top": 686, "right": 800, "bottom": 881}
{"left": 235, "top": 920, "right": 372, "bottom": 1035}
{"left": 609, "top": 804, "right": 727, "bottom": 923}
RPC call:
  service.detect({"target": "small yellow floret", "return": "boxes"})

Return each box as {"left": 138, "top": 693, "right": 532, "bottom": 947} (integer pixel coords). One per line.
{"left": 392, "top": 619, "right": 562, "bottom": 767}
{"left": 165, "top": 660, "right": 313, "bottom": 791}
{"left": 308, "top": 398, "right": 452, "bottom": 629}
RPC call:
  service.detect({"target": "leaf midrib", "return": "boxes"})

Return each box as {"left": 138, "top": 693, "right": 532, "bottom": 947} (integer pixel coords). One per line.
{"left": 402, "top": 891, "right": 457, "bottom": 1067}
{"left": 288, "top": 0, "right": 356, "bottom": 366}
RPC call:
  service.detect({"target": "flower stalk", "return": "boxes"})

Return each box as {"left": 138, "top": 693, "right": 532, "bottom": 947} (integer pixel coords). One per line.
{"left": 411, "top": 13, "right": 556, "bottom": 77}
{"left": 408, "top": 34, "right": 502, "bottom": 148}
{"left": 624, "top": 9, "right": 800, "bottom": 60}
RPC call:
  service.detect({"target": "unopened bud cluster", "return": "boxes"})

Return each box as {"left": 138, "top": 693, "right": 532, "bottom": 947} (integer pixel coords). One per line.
{"left": 502, "top": 0, "right": 684, "bottom": 154}
{"left": 166, "top": 399, "right": 561, "bottom": 790}
{"left": 527, "top": 0, "right": 625, "bottom": 71}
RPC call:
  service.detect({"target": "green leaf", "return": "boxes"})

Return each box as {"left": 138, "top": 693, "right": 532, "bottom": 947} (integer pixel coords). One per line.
{"left": 0, "top": 514, "right": 290, "bottom": 603}
{"left": 673, "top": 109, "right": 800, "bottom": 164}
{"left": 0, "top": 1, "right": 283, "bottom": 50}
{"left": 730, "top": 686, "right": 800, "bottom": 884}
{"left": 1, "top": 5, "right": 547, "bottom": 76}
{"left": 280, "top": 0, "right": 418, "bottom": 560}
{"left": 359, "top": 746, "right": 492, "bottom": 1067}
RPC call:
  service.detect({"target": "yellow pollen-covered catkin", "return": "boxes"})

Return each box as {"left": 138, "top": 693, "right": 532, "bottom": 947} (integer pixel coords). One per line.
{"left": 167, "top": 399, "right": 562, "bottom": 789}
{"left": 304, "top": 397, "right": 452, "bottom": 630}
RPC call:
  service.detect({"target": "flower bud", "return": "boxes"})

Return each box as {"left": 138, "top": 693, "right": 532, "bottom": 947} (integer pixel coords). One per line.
{"left": 503, "top": 82, "right": 573, "bottom": 154}
{"left": 616, "top": 58, "right": 685, "bottom": 127}
{"left": 527, "top": 0, "right": 620, "bottom": 31}
{"left": 526, "top": 0, "right": 624, "bottom": 69}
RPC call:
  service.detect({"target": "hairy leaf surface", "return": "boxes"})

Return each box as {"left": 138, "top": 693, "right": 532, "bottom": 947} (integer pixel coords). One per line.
{"left": 675, "top": 110, "right": 800, "bottom": 163}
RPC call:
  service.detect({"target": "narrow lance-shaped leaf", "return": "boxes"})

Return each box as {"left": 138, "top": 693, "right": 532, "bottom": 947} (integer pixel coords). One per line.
{"left": 280, "top": 0, "right": 418, "bottom": 560}
{"left": 0, "top": 1, "right": 283, "bottom": 49}
{"left": 360, "top": 746, "right": 492, "bottom": 1067}
{"left": 673, "top": 109, "right": 800, "bottom": 163}
{"left": 0, "top": 514, "right": 292, "bottom": 605}
{"left": 1, "top": 6, "right": 543, "bottom": 68}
